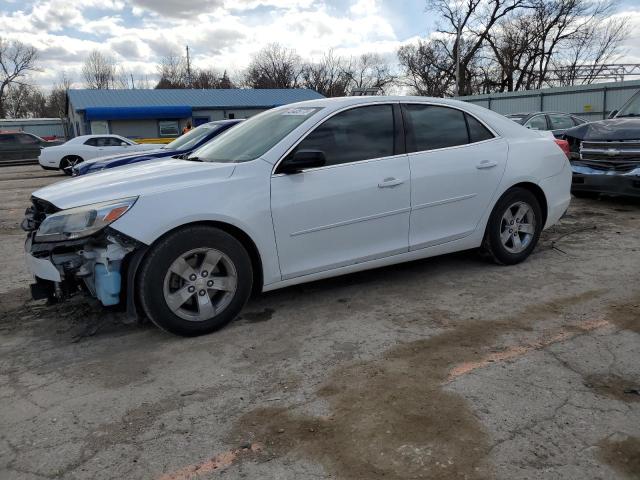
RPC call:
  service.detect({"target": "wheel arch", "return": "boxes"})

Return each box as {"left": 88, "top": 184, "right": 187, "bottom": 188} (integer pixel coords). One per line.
{"left": 500, "top": 182, "right": 548, "bottom": 227}
{"left": 133, "top": 220, "right": 264, "bottom": 297}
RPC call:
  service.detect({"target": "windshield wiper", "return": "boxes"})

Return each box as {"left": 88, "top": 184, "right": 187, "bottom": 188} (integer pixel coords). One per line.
{"left": 617, "top": 113, "right": 638, "bottom": 117}
{"left": 184, "top": 156, "right": 203, "bottom": 162}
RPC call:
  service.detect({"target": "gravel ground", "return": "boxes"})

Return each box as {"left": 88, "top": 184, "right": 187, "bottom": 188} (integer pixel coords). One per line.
{"left": 0, "top": 165, "right": 638, "bottom": 480}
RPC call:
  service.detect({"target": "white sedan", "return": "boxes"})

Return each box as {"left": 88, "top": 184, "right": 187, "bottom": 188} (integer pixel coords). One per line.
{"left": 38, "top": 134, "right": 161, "bottom": 175}
{"left": 24, "top": 96, "right": 571, "bottom": 336}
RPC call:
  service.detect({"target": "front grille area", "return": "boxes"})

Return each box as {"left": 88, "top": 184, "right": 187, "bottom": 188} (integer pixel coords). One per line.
{"left": 579, "top": 140, "right": 640, "bottom": 172}
{"left": 21, "top": 197, "right": 59, "bottom": 232}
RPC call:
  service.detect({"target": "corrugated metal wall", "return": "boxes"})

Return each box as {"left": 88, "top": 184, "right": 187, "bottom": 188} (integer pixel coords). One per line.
{"left": 0, "top": 119, "right": 66, "bottom": 138}
{"left": 457, "top": 79, "right": 640, "bottom": 121}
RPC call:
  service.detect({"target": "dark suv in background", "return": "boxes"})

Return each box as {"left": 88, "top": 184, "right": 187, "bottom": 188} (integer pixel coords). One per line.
{"left": 0, "top": 132, "right": 62, "bottom": 163}
{"left": 565, "top": 90, "right": 640, "bottom": 198}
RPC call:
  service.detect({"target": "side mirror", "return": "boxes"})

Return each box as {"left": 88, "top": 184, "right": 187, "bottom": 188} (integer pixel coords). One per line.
{"left": 608, "top": 110, "right": 618, "bottom": 119}
{"left": 278, "top": 150, "right": 326, "bottom": 174}
{"left": 121, "top": 142, "right": 129, "bottom": 147}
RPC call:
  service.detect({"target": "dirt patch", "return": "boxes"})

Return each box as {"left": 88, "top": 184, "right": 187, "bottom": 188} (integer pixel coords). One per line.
{"left": 228, "top": 291, "right": 603, "bottom": 480}
{"left": 0, "top": 287, "right": 31, "bottom": 313}
{"left": 584, "top": 374, "right": 640, "bottom": 403}
{"left": 241, "top": 308, "right": 275, "bottom": 323}
{"left": 608, "top": 301, "right": 640, "bottom": 334}
{"left": 598, "top": 435, "right": 640, "bottom": 479}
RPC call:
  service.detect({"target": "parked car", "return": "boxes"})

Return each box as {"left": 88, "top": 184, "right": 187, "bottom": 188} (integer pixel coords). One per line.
{"left": 0, "top": 131, "right": 63, "bottom": 162}
{"left": 23, "top": 97, "right": 571, "bottom": 336}
{"left": 564, "top": 90, "right": 640, "bottom": 198}
{"left": 506, "top": 112, "right": 587, "bottom": 138}
{"left": 38, "top": 134, "right": 162, "bottom": 175}
{"left": 73, "top": 120, "right": 243, "bottom": 176}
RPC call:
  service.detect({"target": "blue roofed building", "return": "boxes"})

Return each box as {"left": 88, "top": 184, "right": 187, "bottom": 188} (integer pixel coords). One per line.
{"left": 66, "top": 89, "right": 325, "bottom": 139}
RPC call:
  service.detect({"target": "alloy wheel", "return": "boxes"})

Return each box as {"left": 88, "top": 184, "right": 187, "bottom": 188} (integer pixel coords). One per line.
{"left": 162, "top": 248, "right": 238, "bottom": 322}
{"left": 499, "top": 201, "right": 536, "bottom": 254}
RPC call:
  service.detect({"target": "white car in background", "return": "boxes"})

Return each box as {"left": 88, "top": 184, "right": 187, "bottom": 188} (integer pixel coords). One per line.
{"left": 38, "top": 134, "right": 161, "bottom": 175}
{"left": 24, "top": 96, "right": 571, "bottom": 336}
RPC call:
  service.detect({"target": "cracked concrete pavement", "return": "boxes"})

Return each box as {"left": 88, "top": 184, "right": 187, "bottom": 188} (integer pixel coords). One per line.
{"left": 0, "top": 165, "right": 638, "bottom": 479}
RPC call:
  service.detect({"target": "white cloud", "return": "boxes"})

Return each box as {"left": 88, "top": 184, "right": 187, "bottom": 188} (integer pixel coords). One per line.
{"left": 3, "top": 0, "right": 639, "bottom": 90}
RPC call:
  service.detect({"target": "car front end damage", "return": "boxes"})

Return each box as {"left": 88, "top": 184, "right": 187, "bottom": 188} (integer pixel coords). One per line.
{"left": 22, "top": 196, "right": 146, "bottom": 310}
{"left": 565, "top": 119, "right": 640, "bottom": 198}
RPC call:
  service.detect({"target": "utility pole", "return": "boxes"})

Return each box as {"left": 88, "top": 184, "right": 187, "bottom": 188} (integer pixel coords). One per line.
{"left": 186, "top": 45, "right": 192, "bottom": 88}
{"left": 454, "top": 19, "right": 462, "bottom": 97}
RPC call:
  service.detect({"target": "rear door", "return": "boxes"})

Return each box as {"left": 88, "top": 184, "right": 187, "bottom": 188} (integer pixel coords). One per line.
{"left": 271, "top": 103, "right": 411, "bottom": 279}
{"left": 402, "top": 103, "right": 508, "bottom": 250}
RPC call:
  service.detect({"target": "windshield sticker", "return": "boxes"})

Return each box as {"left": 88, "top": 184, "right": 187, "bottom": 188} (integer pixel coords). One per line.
{"left": 282, "top": 108, "right": 316, "bottom": 116}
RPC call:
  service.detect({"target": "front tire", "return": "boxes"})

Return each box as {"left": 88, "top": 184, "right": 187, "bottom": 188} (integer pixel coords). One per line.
{"left": 481, "top": 187, "right": 543, "bottom": 265}
{"left": 138, "top": 226, "right": 253, "bottom": 336}
{"left": 60, "top": 156, "right": 83, "bottom": 175}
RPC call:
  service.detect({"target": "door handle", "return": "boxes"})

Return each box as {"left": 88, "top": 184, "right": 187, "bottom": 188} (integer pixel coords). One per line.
{"left": 378, "top": 177, "right": 404, "bottom": 188}
{"left": 476, "top": 160, "right": 498, "bottom": 169}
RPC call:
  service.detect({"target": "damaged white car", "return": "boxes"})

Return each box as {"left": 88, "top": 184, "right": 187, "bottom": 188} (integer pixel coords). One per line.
{"left": 23, "top": 96, "right": 571, "bottom": 336}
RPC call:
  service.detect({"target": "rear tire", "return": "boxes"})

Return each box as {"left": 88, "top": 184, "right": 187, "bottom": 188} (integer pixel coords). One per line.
{"left": 138, "top": 226, "right": 253, "bottom": 336}
{"left": 481, "top": 187, "right": 543, "bottom": 265}
{"left": 60, "top": 156, "right": 83, "bottom": 175}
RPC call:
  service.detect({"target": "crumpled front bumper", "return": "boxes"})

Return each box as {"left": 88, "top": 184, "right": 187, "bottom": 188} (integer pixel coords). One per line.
{"left": 571, "top": 164, "right": 640, "bottom": 197}
{"left": 25, "top": 235, "right": 61, "bottom": 282}
{"left": 23, "top": 229, "right": 141, "bottom": 306}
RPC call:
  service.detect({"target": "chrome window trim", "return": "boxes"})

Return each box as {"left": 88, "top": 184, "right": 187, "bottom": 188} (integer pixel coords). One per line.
{"left": 272, "top": 100, "right": 501, "bottom": 175}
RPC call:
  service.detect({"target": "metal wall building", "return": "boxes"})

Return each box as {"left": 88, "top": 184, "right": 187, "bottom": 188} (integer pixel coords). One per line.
{"left": 66, "top": 89, "right": 325, "bottom": 140}
{"left": 0, "top": 118, "right": 67, "bottom": 139}
{"left": 457, "top": 79, "right": 640, "bottom": 121}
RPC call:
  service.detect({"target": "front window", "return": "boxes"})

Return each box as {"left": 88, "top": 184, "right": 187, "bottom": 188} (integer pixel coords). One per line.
{"left": 163, "top": 123, "right": 223, "bottom": 151}
{"left": 289, "top": 105, "right": 394, "bottom": 166}
{"left": 193, "top": 107, "right": 322, "bottom": 163}
{"left": 616, "top": 91, "right": 640, "bottom": 118}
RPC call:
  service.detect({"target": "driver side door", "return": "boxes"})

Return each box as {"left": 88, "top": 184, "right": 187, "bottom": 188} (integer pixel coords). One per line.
{"left": 270, "top": 104, "right": 411, "bottom": 280}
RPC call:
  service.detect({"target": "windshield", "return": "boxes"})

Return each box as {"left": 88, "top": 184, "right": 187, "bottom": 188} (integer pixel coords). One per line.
{"left": 616, "top": 91, "right": 640, "bottom": 118}
{"left": 163, "top": 124, "right": 222, "bottom": 151}
{"left": 191, "top": 107, "right": 322, "bottom": 163}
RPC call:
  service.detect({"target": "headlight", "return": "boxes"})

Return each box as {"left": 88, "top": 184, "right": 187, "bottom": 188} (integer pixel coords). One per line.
{"left": 35, "top": 197, "right": 137, "bottom": 242}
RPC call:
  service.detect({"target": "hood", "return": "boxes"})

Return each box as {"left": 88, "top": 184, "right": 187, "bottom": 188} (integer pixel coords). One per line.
{"left": 564, "top": 117, "right": 640, "bottom": 141}
{"left": 33, "top": 159, "right": 236, "bottom": 210}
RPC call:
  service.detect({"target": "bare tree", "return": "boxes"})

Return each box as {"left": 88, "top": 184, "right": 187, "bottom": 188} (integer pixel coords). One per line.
{"left": 397, "top": 40, "right": 453, "bottom": 96}
{"left": 46, "top": 73, "right": 73, "bottom": 119}
{"left": 302, "top": 50, "right": 351, "bottom": 97}
{"left": 82, "top": 50, "right": 116, "bottom": 89}
{"left": 343, "top": 53, "right": 397, "bottom": 94}
{"left": 156, "top": 52, "right": 189, "bottom": 88}
{"left": 244, "top": 43, "right": 303, "bottom": 88}
{"left": 0, "top": 37, "right": 39, "bottom": 118}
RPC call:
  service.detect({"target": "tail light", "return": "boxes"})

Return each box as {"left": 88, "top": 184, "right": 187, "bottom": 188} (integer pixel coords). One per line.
{"left": 554, "top": 139, "right": 571, "bottom": 159}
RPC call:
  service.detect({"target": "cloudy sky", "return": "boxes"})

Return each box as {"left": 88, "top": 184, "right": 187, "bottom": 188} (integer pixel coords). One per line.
{"left": 1, "top": 0, "right": 639, "bottom": 89}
